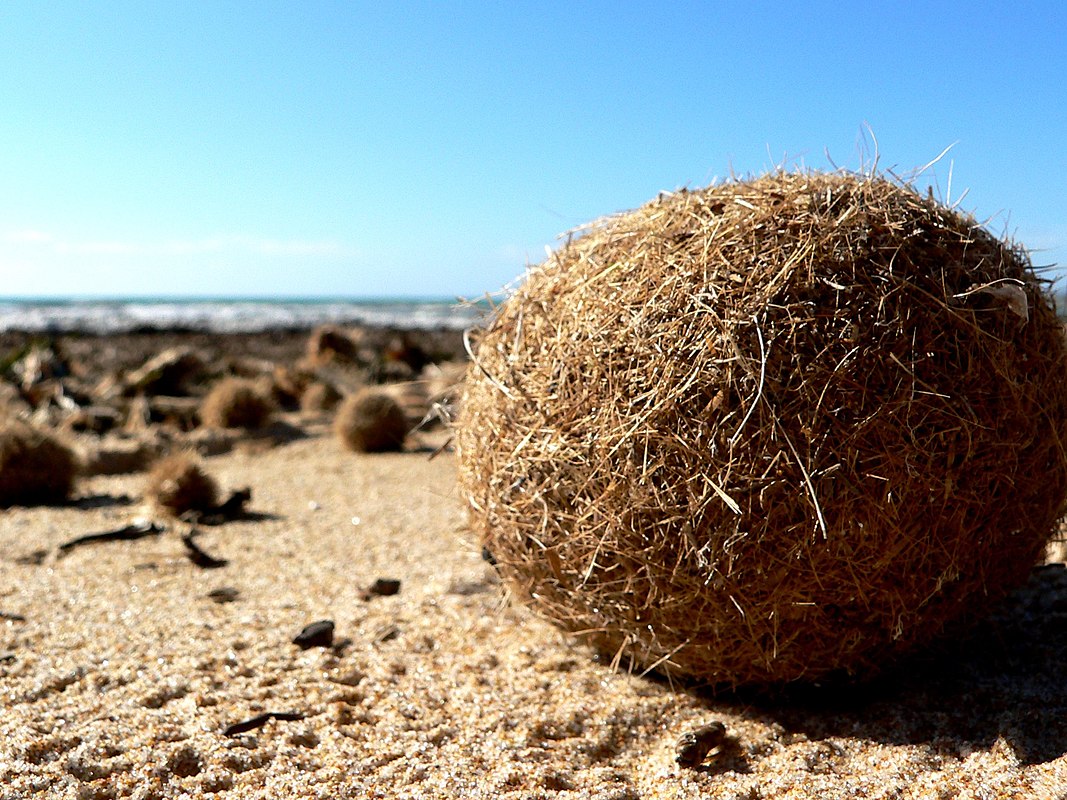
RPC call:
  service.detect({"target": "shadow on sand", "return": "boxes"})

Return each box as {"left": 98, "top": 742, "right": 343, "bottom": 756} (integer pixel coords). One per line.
{"left": 686, "top": 563, "right": 1067, "bottom": 767}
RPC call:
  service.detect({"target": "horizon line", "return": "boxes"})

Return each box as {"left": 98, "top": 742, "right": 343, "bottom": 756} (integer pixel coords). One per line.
{"left": 0, "top": 294, "right": 486, "bottom": 304}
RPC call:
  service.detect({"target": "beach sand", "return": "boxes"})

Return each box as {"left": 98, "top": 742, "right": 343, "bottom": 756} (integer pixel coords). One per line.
{"left": 1, "top": 331, "right": 1066, "bottom": 798}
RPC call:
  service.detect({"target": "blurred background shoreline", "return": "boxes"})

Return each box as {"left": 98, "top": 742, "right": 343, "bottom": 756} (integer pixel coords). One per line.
{"left": 0, "top": 296, "right": 490, "bottom": 334}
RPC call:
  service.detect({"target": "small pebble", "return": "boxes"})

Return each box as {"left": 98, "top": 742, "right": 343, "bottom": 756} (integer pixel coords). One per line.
{"left": 329, "top": 667, "right": 366, "bottom": 687}
{"left": 362, "top": 578, "right": 401, "bottom": 600}
{"left": 207, "top": 587, "right": 240, "bottom": 604}
{"left": 675, "top": 721, "right": 726, "bottom": 768}
{"left": 292, "top": 619, "right": 335, "bottom": 649}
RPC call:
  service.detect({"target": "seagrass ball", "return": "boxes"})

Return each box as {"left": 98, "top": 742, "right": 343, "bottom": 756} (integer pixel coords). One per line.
{"left": 457, "top": 170, "right": 1067, "bottom": 688}
{"left": 334, "top": 389, "right": 408, "bottom": 453}
{"left": 145, "top": 452, "right": 218, "bottom": 516}
{"left": 300, "top": 380, "right": 342, "bottom": 414}
{"left": 0, "top": 418, "right": 78, "bottom": 506}
{"left": 199, "top": 378, "right": 274, "bottom": 430}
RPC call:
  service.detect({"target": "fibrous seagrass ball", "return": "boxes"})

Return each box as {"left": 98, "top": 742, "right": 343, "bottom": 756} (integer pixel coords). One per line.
{"left": 300, "top": 380, "right": 343, "bottom": 414}
{"left": 199, "top": 378, "right": 274, "bottom": 430}
{"left": 0, "top": 418, "right": 78, "bottom": 506}
{"left": 145, "top": 452, "right": 218, "bottom": 516}
{"left": 305, "top": 325, "right": 360, "bottom": 367}
{"left": 335, "top": 389, "right": 408, "bottom": 452}
{"left": 270, "top": 364, "right": 315, "bottom": 411}
{"left": 457, "top": 170, "right": 1067, "bottom": 688}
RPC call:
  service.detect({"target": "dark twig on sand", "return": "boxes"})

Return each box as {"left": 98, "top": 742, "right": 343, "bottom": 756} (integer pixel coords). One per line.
{"left": 53, "top": 517, "right": 230, "bottom": 569}
{"left": 214, "top": 487, "right": 252, "bottom": 518}
{"left": 206, "top": 587, "right": 240, "bottom": 604}
{"left": 428, "top": 437, "right": 453, "bottom": 461}
{"left": 222, "top": 711, "right": 305, "bottom": 737}
{"left": 182, "top": 488, "right": 254, "bottom": 526}
{"left": 57, "top": 521, "right": 165, "bottom": 554}
{"left": 180, "top": 530, "right": 228, "bottom": 569}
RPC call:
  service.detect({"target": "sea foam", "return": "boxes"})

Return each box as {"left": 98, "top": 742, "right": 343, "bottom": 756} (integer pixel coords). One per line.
{"left": 0, "top": 298, "right": 487, "bottom": 334}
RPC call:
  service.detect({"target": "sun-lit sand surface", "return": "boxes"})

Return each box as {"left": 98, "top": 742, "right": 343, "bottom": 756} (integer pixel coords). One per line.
{"left": 1, "top": 327, "right": 1065, "bottom": 798}
{"left": 2, "top": 428, "right": 1066, "bottom": 799}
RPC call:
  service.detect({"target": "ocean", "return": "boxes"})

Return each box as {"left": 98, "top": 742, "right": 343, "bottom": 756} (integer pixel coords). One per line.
{"left": 0, "top": 297, "right": 490, "bottom": 334}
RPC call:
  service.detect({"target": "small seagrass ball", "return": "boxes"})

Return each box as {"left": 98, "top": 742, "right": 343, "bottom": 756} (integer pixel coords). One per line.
{"left": 335, "top": 389, "right": 408, "bottom": 453}
{"left": 145, "top": 453, "right": 219, "bottom": 516}
{"left": 305, "top": 325, "right": 360, "bottom": 367}
{"left": 457, "top": 170, "right": 1067, "bottom": 688}
{"left": 0, "top": 419, "right": 78, "bottom": 506}
{"left": 300, "top": 380, "right": 343, "bottom": 414}
{"left": 199, "top": 378, "right": 274, "bottom": 430}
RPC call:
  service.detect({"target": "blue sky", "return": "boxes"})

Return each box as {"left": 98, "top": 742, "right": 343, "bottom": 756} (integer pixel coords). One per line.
{"left": 1, "top": 2, "right": 1065, "bottom": 298}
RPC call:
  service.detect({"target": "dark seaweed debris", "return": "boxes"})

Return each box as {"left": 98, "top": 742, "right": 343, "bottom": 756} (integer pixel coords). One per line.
{"left": 206, "top": 587, "right": 240, "bottom": 604}
{"left": 57, "top": 521, "right": 165, "bottom": 553}
{"left": 185, "top": 488, "right": 255, "bottom": 526}
{"left": 223, "top": 711, "right": 305, "bottom": 736}
{"left": 181, "top": 530, "right": 229, "bottom": 569}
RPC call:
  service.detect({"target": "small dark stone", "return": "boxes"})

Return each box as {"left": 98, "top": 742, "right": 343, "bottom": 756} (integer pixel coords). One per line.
{"left": 215, "top": 487, "right": 252, "bottom": 518}
{"left": 292, "top": 619, "right": 335, "bottom": 649}
{"left": 196, "top": 488, "right": 254, "bottom": 525}
{"left": 15, "top": 549, "right": 48, "bottom": 566}
{"left": 207, "top": 587, "right": 240, "bottom": 604}
{"left": 675, "top": 721, "right": 726, "bottom": 768}
{"left": 366, "top": 578, "right": 401, "bottom": 597}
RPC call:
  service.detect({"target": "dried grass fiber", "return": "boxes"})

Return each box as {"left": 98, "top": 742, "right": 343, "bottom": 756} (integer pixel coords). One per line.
{"left": 457, "top": 170, "right": 1067, "bottom": 688}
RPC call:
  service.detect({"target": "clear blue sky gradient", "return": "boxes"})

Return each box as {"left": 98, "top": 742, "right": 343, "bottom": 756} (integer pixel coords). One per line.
{"left": 2, "top": 2, "right": 1065, "bottom": 298}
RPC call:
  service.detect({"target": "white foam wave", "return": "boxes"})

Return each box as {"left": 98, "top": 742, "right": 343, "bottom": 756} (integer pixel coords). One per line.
{"left": 0, "top": 299, "right": 487, "bottom": 334}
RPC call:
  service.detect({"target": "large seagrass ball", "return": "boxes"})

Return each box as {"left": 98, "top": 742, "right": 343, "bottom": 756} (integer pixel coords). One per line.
{"left": 457, "top": 170, "right": 1067, "bottom": 688}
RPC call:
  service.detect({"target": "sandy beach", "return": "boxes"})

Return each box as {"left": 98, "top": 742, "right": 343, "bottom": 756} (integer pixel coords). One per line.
{"left": 2, "top": 329, "right": 1066, "bottom": 799}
